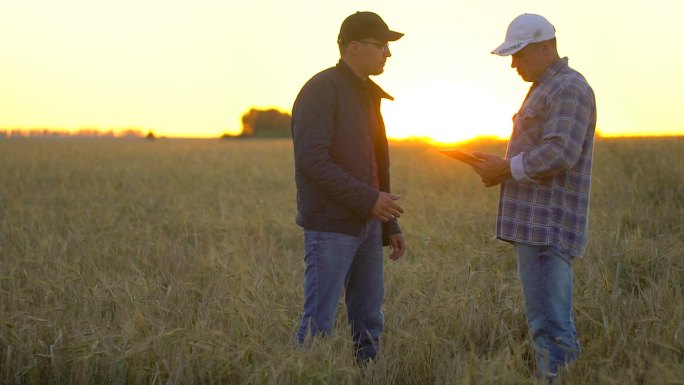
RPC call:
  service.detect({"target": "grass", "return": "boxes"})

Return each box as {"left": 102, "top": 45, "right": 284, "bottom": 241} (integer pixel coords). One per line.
{"left": 0, "top": 137, "right": 682, "bottom": 384}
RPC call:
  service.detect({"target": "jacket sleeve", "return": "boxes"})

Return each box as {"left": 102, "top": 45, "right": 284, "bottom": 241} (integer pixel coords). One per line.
{"left": 292, "top": 78, "right": 379, "bottom": 216}
{"left": 382, "top": 218, "right": 402, "bottom": 246}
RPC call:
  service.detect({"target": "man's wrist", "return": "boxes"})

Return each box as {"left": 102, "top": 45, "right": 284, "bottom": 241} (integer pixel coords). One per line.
{"left": 504, "top": 159, "right": 512, "bottom": 178}
{"left": 510, "top": 153, "right": 534, "bottom": 182}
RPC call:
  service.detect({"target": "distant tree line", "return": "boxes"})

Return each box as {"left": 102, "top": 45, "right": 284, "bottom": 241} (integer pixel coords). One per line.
{"left": 3, "top": 107, "right": 293, "bottom": 140}
{"left": 236, "top": 108, "right": 291, "bottom": 138}
{"left": 0, "top": 128, "right": 149, "bottom": 139}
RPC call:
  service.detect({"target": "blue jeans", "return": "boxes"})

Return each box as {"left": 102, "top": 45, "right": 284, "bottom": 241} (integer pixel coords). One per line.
{"left": 515, "top": 243, "right": 581, "bottom": 378}
{"left": 297, "top": 220, "right": 384, "bottom": 361}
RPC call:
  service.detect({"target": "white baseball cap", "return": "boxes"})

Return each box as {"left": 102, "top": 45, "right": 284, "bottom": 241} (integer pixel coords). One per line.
{"left": 491, "top": 13, "right": 556, "bottom": 56}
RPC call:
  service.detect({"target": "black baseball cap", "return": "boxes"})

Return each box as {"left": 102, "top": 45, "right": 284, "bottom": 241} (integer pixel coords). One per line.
{"left": 337, "top": 11, "right": 404, "bottom": 44}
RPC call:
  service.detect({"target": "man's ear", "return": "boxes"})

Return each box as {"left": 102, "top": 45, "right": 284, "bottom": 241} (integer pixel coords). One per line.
{"left": 347, "top": 41, "right": 362, "bottom": 57}
{"left": 540, "top": 40, "right": 553, "bottom": 55}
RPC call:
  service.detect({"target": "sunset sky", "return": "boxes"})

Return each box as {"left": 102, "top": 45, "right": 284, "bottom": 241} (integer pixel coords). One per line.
{"left": 2, "top": 0, "right": 682, "bottom": 143}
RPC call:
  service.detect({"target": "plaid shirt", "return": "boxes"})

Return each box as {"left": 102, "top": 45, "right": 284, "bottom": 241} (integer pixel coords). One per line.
{"left": 497, "top": 57, "right": 597, "bottom": 257}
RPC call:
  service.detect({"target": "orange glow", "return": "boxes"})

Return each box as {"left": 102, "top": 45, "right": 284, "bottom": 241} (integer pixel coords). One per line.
{"left": 596, "top": 128, "right": 684, "bottom": 138}
{"left": 382, "top": 81, "right": 512, "bottom": 146}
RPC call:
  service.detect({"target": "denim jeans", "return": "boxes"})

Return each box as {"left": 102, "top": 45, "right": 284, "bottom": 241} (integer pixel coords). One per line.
{"left": 297, "top": 220, "right": 384, "bottom": 361}
{"left": 515, "top": 243, "right": 581, "bottom": 378}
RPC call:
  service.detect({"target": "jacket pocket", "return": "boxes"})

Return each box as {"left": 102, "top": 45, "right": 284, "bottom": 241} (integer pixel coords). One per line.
{"left": 298, "top": 188, "right": 326, "bottom": 216}
{"left": 324, "top": 200, "right": 355, "bottom": 220}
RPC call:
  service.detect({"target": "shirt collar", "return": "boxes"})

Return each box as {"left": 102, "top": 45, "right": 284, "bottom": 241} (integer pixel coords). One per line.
{"left": 336, "top": 59, "right": 394, "bottom": 101}
{"left": 534, "top": 57, "right": 569, "bottom": 87}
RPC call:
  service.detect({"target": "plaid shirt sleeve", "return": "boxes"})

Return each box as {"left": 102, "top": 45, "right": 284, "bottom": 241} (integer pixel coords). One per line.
{"left": 521, "top": 78, "right": 596, "bottom": 179}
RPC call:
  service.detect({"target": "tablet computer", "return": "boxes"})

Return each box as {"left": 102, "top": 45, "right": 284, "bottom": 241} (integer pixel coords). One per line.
{"left": 439, "top": 149, "right": 483, "bottom": 164}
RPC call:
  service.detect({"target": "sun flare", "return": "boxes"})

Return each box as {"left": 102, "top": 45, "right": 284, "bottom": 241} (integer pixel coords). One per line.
{"left": 382, "top": 81, "right": 512, "bottom": 146}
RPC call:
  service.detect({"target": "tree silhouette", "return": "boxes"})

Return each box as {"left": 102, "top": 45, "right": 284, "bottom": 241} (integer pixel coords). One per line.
{"left": 240, "top": 108, "right": 291, "bottom": 138}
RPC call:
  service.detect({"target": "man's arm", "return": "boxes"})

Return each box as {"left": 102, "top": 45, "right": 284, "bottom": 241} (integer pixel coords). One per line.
{"left": 471, "top": 81, "right": 594, "bottom": 187}
{"left": 515, "top": 82, "right": 595, "bottom": 180}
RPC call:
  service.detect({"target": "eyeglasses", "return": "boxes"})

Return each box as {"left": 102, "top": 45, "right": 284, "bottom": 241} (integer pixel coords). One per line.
{"left": 356, "top": 40, "right": 390, "bottom": 54}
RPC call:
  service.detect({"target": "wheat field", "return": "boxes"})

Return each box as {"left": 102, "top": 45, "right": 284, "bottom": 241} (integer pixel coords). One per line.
{"left": 0, "top": 137, "right": 682, "bottom": 384}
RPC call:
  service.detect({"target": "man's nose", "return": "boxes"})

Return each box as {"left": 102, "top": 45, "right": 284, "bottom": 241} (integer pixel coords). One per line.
{"left": 384, "top": 47, "right": 392, "bottom": 58}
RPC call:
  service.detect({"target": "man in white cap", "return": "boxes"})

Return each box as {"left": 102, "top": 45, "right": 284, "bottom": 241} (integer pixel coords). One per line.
{"left": 468, "top": 13, "right": 597, "bottom": 381}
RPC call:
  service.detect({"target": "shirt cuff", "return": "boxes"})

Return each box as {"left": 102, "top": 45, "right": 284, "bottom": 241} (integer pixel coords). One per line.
{"left": 510, "top": 153, "right": 535, "bottom": 182}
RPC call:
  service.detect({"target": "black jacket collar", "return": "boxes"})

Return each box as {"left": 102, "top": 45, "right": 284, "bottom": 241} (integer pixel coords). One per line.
{"left": 336, "top": 59, "right": 394, "bottom": 101}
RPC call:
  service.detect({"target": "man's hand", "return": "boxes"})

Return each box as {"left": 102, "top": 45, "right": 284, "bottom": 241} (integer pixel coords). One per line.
{"left": 371, "top": 192, "right": 404, "bottom": 222}
{"left": 388, "top": 233, "right": 406, "bottom": 261}
{"left": 471, "top": 152, "right": 511, "bottom": 187}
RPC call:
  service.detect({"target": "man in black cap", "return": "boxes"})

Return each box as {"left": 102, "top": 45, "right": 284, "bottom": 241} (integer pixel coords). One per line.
{"left": 291, "top": 11, "right": 406, "bottom": 362}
